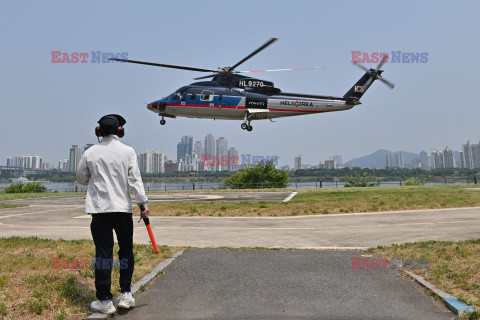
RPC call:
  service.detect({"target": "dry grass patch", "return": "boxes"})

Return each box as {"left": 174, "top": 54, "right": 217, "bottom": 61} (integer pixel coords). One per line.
{"left": 0, "top": 236, "right": 179, "bottom": 320}
{"left": 0, "top": 204, "right": 28, "bottom": 209}
{"left": 142, "top": 185, "right": 480, "bottom": 217}
{"left": 374, "top": 239, "right": 480, "bottom": 316}
{"left": 0, "top": 193, "right": 78, "bottom": 201}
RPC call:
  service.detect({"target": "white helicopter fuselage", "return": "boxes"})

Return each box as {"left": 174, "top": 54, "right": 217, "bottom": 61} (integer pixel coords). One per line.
{"left": 148, "top": 87, "right": 354, "bottom": 122}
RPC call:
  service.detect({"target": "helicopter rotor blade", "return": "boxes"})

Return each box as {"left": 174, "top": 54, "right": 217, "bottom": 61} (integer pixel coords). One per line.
{"left": 228, "top": 38, "right": 278, "bottom": 72}
{"left": 353, "top": 62, "right": 370, "bottom": 73}
{"left": 375, "top": 55, "right": 388, "bottom": 71}
{"left": 378, "top": 76, "right": 395, "bottom": 89}
{"left": 237, "top": 66, "right": 327, "bottom": 73}
{"left": 193, "top": 74, "right": 218, "bottom": 80}
{"left": 108, "top": 58, "right": 218, "bottom": 73}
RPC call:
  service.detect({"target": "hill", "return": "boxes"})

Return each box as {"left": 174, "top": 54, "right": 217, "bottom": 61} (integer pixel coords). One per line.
{"left": 346, "top": 149, "right": 419, "bottom": 169}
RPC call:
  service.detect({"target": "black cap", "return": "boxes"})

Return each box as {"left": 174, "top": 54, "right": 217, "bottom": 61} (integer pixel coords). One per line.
{"left": 98, "top": 114, "right": 126, "bottom": 135}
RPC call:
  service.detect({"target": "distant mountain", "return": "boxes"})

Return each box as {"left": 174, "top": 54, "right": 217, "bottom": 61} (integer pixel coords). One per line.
{"left": 346, "top": 149, "right": 419, "bottom": 169}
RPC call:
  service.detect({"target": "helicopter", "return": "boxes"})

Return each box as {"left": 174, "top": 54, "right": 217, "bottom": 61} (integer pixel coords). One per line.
{"left": 110, "top": 38, "right": 394, "bottom": 132}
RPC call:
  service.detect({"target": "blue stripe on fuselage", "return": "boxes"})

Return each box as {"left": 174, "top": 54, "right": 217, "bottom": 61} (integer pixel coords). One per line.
{"left": 154, "top": 94, "right": 243, "bottom": 106}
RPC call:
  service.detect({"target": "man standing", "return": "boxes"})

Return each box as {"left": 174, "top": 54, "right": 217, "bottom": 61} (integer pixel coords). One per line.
{"left": 77, "top": 114, "right": 150, "bottom": 314}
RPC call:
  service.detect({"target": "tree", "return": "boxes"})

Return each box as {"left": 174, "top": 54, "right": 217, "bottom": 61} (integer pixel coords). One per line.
{"left": 344, "top": 172, "right": 378, "bottom": 187}
{"left": 222, "top": 160, "right": 289, "bottom": 189}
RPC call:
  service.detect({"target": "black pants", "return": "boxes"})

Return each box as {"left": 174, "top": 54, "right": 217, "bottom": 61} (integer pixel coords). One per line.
{"left": 90, "top": 212, "right": 134, "bottom": 300}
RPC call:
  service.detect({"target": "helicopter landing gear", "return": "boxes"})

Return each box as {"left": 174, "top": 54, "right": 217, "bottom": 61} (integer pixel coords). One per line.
{"left": 160, "top": 117, "right": 166, "bottom": 125}
{"left": 242, "top": 113, "right": 253, "bottom": 131}
{"left": 241, "top": 121, "right": 253, "bottom": 132}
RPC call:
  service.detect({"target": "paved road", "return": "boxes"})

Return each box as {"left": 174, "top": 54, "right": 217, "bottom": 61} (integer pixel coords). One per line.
{"left": 115, "top": 249, "right": 454, "bottom": 320}
{"left": 0, "top": 195, "right": 479, "bottom": 248}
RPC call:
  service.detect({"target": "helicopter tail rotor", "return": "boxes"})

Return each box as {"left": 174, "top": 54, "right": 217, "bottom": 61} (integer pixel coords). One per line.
{"left": 345, "top": 56, "right": 395, "bottom": 104}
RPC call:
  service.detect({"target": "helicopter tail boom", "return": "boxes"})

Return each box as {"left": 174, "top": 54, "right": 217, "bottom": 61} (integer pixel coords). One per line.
{"left": 343, "top": 57, "right": 394, "bottom": 105}
{"left": 343, "top": 72, "right": 376, "bottom": 104}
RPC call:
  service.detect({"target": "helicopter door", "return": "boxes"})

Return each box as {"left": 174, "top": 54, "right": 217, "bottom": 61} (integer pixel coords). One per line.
{"left": 200, "top": 90, "right": 215, "bottom": 117}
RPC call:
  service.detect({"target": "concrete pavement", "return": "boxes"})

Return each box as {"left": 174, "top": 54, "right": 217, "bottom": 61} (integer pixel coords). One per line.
{"left": 0, "top": 194, "right": 479, "bottom": 248}
{"left": 115, "top": 249, "right": 455, "bottom": 320}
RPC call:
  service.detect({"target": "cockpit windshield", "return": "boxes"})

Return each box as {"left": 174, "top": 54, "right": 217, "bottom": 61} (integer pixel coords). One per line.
{"left": 164, "top": 87, "right": 188, "bottom": 100}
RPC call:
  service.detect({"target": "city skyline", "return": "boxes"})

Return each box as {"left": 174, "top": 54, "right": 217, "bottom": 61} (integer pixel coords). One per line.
{"left": 4, "top": 136, "right": 480, "bottom": 172}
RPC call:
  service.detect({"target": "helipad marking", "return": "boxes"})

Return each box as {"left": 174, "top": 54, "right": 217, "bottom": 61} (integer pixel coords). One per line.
{"left": 282, "top": 192, "right": 297, "bottom": 202}
{"left": 0, "top": 208, "right": 66, "bottom": 219}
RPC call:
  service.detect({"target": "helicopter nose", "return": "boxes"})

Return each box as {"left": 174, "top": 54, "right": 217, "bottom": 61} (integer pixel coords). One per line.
{"left": 148, "top": 101, "right": 167, "bottom": 111}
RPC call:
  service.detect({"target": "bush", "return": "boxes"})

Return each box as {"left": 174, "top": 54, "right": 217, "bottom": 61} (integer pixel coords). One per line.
{"left": 405, "top": 178, "right": 423, "bottom": 186}
{"left": 344, "top": 172, "right": 378, "bottom": 187}
{"left": 1, "top": 182, "right": 47, "bottom": 193}
{"left": 222, "top": 160, "right": 289, "bottom": 189}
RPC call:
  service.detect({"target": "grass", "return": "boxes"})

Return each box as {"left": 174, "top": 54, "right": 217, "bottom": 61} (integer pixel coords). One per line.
{"left": 0, "top": 203, "right": 28, "bottom": 209}
{"left": 374, "top": 239, "right": 480, "bottom": 318}
{"left": 0, "top": 193, "right": 78, "bottom": 201}
{"left": 142, "top": 185, "right": 480, "bottom": 217}
{"left": 0, "top": 236, "right": 179, "bottom": 320}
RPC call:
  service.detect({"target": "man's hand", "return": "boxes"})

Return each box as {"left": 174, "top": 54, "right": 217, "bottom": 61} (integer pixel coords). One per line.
{"left": 140, "top": 205, "right": 150, "bottom": 219}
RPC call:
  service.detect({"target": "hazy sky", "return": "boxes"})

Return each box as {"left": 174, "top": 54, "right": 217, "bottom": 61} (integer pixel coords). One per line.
{"left": 1, "top": 1, "right": 479, "bottom": 167}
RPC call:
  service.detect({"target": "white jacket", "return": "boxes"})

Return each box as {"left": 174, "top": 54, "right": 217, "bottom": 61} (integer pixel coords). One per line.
{"left": 76, "top": 135, "right": 148, "bottom": 214}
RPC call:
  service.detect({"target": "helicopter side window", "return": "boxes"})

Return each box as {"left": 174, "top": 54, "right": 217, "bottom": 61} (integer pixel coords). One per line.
{"left": 200, "top": 90, "right": 214, "bottom": 101}
{"left": 190, "top": 91, "right": 197, "bottom": 100}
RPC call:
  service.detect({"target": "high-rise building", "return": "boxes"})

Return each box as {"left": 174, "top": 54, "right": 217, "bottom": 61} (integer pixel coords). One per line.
{"left": 216, "top": 137, "right": 228, "bottom": 171}
{"left": 471, "top": 143, "right": 480, "bottom": 168}
{"left": 332, "top": 155, "right": 343, "bottom": 167}
{"left": 324, "top": 158, "right": 337, "bottom": 169}
{"left": 69, "top": 145, "right": 82, "bottom": 172}
{"left": 194, "top": 141, "right": 204, "bottom": 158}
{"left": 443, "top": 147, "right": 456, "bottom": 168}
{"left": 459, "top": 151, "right": 465, "bottom": 169}
{"left": 384, "top": 152, "right": 404, "bottom": 169}
{"left": 431, "top": 149, "right": 444, "bottom": 169}
{"left": 6, "top": 157, "right": 13, "bottom": 167}
{"left": 58, "top": 159, "right": 70, "bottom": 172}
{"left": 177, "top": 136, "right": 193, "bottom": 161}
{"left": 139, "top": 150, "right": 164, "bottom": 174}
{"left": 228, "top": 147, "right": 239, "bottom": 171}
{"left": 32, "top": 155, "right": 42, "bottom": 169}
{"left": 204, "top": 134, "right": 215, "bottom": 171}
{"left": 7, "top": 154, "right": 45, "bottom": 169}
{"left": 460, "top": 141, "right": 480, "bottom": 169}
{"left": 294, "top": 155, "right": 302, "bottom": 170}
{"left": 419, "top": 150, "right": 429, "bottom": 170}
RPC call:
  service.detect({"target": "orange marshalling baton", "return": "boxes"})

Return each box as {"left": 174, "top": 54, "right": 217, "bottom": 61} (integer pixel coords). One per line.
{"left": 139, "top": 204, "right": 159, "bottom": 254}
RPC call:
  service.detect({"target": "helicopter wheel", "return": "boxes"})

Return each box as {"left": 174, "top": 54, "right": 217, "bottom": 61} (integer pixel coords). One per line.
{"left": 241, "top": 123, "right": 248, "bottom": 130}
{"left": 160, "top": 118, "right": 166, "bottom": 125}
{"left": 246, "top": 125, "right": 253, "bottom": 132}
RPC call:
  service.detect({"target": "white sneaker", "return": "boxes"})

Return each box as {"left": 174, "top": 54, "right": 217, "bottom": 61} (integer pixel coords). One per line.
{"left": 90, "top": 300, "right": 116, "bottom": 314}
{"left": 117, "top": 292, "right": 135, "bottom": 309}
